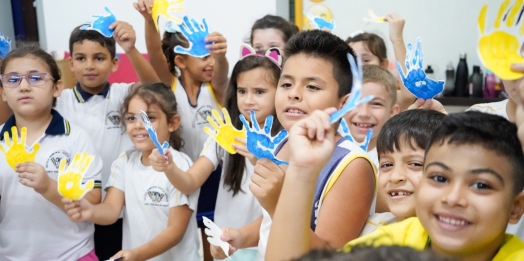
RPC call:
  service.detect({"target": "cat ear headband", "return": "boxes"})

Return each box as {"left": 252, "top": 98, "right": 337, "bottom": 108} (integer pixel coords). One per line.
{"left": 239, "top": 44, "right": 282, "bottom": 69}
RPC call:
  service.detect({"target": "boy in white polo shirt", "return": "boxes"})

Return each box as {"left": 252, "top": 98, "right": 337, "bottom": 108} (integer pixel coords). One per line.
{"left": 55, "top": 21, "right": 159, "bottom": 260}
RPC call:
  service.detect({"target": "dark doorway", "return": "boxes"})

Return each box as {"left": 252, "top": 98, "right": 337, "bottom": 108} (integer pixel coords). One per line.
{"left": 11, "top": 0, "right": 39, "bottom": 43}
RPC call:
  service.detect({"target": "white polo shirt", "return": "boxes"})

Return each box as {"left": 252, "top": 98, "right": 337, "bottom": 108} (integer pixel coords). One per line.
{"left": 56, "top": 83, "right": 133, "bottom": 197}
{"left": 0, "top": 110, "right": 103, "bottom": 261}
{"left": 107, "top": 147, "right": 200, "bottom": 261}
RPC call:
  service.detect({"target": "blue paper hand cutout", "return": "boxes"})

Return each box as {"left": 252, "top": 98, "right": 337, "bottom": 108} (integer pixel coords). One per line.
{"left": 239, "top": 111, "right": 288, "bottom": 166}
{"left": 395, "top": 38, "right": 444, "bottom": 100}
{"left": 0, "top": 32, "right": 11, "bottom": 58}
{"left": 174, "top": 16, "right": 211, "bottom": 58}
{"left": 304, "top": 11, "right": 335, "bottom": 30}
{"left": 79, "top": 7, "right": 117, "bottom": 38}
{"left": 338, "top": 119, "right": 373, "bottom": 151}
{"left": 330, "top": 54, "right": 374, "bottom": 123}
{"left": 135, "top": 110, "right": 169, "bottom": 155}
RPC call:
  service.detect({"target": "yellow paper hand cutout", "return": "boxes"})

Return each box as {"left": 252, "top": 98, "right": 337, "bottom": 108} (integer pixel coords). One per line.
{"left": 204, "top": 108, "right": 247, "bottom": 154}
{"left": 0, "top": 127, "right": 40, "bottom": 170}
{"left": 363, "top": 9, "right": 385, "bottom": 23}
{"left": 478, "top": 0, "right": 524, "bottom": 80}
{"left": 152, "top": 0, "right": 185, "bottom": 30}
{"left": 57, "top": 152, "right": 95, "bottom": 201}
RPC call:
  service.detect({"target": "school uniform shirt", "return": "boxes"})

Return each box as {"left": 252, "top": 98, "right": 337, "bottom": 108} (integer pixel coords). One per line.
{"left": 56, "top": 83, "right": 134, "bottom": 198}
{"left": 200, "top": 137, "right": 262, "bottom": 229}
{"left": 0, "top": 110, "right": 103, "bottom": 261}
{"left": 107, "top": 147, "right": 200, "bottom": 261}
{"left": 342, "top": 217, "right": 524, "bottom": 261}
{"left": 172, "top": 79, "right": 222, "bottom": 161}
{"left": 468, "top": 99, "right": 524, "bottom": 240}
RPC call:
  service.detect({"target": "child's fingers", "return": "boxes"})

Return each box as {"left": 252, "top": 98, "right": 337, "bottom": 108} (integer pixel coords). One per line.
{"left": 206, "top": 43, "right": 227, "bottom": 51}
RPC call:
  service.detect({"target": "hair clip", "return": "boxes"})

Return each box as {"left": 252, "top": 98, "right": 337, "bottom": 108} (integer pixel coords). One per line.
{"left": 79, "top": 7, "right": 117, "bottom": 38}
{"left": 239, "top": 44, "right": 282, "bottom": 68}
{"left": 0, "top": 32, "right": 11, "bottom": 59}
{"left": 165, "top": 20, "right": 182, "bottom": 33}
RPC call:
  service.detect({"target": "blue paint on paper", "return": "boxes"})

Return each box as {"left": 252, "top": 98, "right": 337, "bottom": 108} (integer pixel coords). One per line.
{"left": 173, "top": 16, "right": 211, "bottom": 58}
{"left": 338, "top": 119, "right": 373, "bottom": 151}
{"left": 79, "top": 7, "right": 117, "bottom": 38}
{"left": 135, "top": 110, "right": 169, "bottom": 155}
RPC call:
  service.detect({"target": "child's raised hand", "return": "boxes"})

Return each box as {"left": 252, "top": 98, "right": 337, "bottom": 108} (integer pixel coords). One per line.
{"left": 385, "top": 13, "right": 405, "bottom": 43}
{"left": 232, "top": 137, "right": 257, "bottom": 166}
{"left": 110, "top": 249, "right": 138, "bottom": 261}
{"left": 62, "top": 197, "right": 94, "bottom": 222}
{"left": 205, "top": 32, "right": 227, "bottom": 57}
{"left": 288, "top": 108, "right": 337, "bottom": 170}
{"left": 149, "top": 148, "right": 175, "bottom": 172}
{"left": 16, "top": 162, "right": 51, "bottom": 194}
{"left": 209, "top": 227, "right": 241, "bottom": 259}
{"left": 408, "top": 98, "right": 448, "bottom": 114}
{"left": 249, "top": 158, "right": 285, "bottom": 215}
{"left": 110, "top": 21, "right": 137, "bottom": 53}
{"left": 133, "top": 0, "right": 154, "bottom": 19}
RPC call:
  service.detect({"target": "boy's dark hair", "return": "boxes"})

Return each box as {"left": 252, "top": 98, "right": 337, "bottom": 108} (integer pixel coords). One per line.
{"left": 121, "top": 82, "right": 184, "bottom": 150}
{"left": 293, "top": 245, "right": 455, "bottom": 261}
{"left": 0, "top": 42, "right": 61, "bottom": 107}
{"left": 69, "top": 26, "right": 116, "bottom": 59}
{"left": 378, "top": 109, "right": 446, "bottom": 157}
{"left": 363, "top": 65, "right": 398, "bottom": 105}
{"left": 427, "top": 111, "right": 524, "bottom": 194}
{"left": 161, "top": 31, "right": 189, "bottom": 77}
{"left": 250, "top": 15, "right": 297, "bottom": 46}
{"left": 223, "top": 55, "right": 282, "bottom": 196}
{"left": 284, "top": 30, "right": 355, "bottom": 97}
{"left": 346, "top": 32, "right": 388, "bottom": 64}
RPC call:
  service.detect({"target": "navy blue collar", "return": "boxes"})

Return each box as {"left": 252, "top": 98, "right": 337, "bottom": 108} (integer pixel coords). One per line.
{"left": 0, "top": 109, "right": 70, "bottom": 140}
{"left": 73, "top": 82, "right": 110, "bottom": 103}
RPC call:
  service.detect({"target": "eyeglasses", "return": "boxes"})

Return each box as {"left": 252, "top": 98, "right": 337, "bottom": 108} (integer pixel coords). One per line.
{"left": 0, "top": 72, "right": 54, "bottom": 88}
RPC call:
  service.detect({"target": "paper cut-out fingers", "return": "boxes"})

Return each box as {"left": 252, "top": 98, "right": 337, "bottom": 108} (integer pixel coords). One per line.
{"left": 57, "top": 152, "right": 96, "bottom": 201}
{"left": 0, "top": 127, "right": 40, "bottom": 170}
{"left": 174, "top": 16, "right": 211, "bottom": 58}
{"left": 0, "top": 32, "right": 11, "bottom": 58}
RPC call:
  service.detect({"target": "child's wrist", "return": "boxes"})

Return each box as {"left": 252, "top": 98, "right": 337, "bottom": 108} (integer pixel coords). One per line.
{"left": 124, "top": 46, "right": 138, "bottom": 54}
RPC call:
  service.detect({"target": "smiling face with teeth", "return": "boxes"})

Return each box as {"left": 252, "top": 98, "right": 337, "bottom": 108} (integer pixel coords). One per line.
{"left": 417, "top": 143, "right": 522, "bottom": 260}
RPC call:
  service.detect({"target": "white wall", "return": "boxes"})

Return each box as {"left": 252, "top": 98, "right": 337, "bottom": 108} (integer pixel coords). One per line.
{"left": 0, "top": 0, "right": 15, "bottom": 44}
{"left": 35, "top": 0, "right": 276, "bottom": 65}
{"left": 302, "top": 0, "right": 502, "bottom": 79}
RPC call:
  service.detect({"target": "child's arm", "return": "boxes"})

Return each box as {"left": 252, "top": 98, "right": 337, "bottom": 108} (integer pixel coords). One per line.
{"left": 17, "top": 162, "right": 101, "bottom": 211}
{"left": 210, "top": 215, "right": 263, "bottom": 259}
{"left": 133, "top": 1, "right": 174, "bottom": 86}
{"left": 385, "top": 13, "right": 414, "bottom": 111}
{"left": 63, "top": 187, "right": 125, "bottom": 225}
{"left": 110, "top": 20, "right": 160, "bottom": 90}
{"left": 206, "top": 32, "right": 229, "bottom": 105}
{"left": 150, "top": 149, "right": 215, "bottom": 195}
{"left": 111, "top": 205, "right": 193, "bottom": 260}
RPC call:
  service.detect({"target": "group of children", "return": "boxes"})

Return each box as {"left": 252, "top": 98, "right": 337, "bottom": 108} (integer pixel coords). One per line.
{"left": 0, "top": 1, "right": 523, "bottom": 261}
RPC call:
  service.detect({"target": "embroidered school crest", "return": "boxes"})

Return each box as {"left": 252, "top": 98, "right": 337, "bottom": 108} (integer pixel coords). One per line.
{"left": 195, "top": 105, "right": 213, "bottom": 126}
{"left": 105, "top": 111, "right": 121, "bottom": 129}
{"left": 45, "top": 150, "right": 70, "bottom": 173}
{"left": 144, "top": 186, "right": 169, "bottom": 207}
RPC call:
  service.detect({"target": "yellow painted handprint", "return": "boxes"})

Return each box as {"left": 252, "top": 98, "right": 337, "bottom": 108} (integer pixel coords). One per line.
{"left": 57, "top": 152, "right": 95, "bottom": 201}
{"left": 152, "top": 0, "right": 185, "bottom": 30}
{"left": 204, "top": 108, "right": 247, "bottom": 154}
{"left": 478, "top": 0, "right": 524, "bottom": 80}
{"left": 0, "top": 127, "right": 40, "bottom": 170}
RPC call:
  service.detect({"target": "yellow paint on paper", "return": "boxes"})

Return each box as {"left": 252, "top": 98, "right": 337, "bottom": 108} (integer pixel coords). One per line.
{"left": 0, "top": 127, "right": 40, "bottom": 170}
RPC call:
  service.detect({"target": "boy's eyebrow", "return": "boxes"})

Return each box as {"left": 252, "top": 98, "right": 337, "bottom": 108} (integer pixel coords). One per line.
{"left": 73, "top": 52, "right": 107, "bottom": 56}
{"left": 469, "top": 168, "right": 505, "bottom": 184}
{"left": 425, "top": 162, "right": 450, "bottom": 171}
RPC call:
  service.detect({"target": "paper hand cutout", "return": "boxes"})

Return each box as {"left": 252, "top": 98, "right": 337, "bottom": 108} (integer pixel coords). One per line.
{"left": 174, "top": 16, "right": 211, "bottom": 58}
{"left": 0, "top": 127, "right": 40, "bottom": 170}
{"left": 304, "top": 11, "right": 335, "bottom": 30}
{"left": 152, "top": 0, "right": 185, "bottom": 30}
{"left": 0, "top": 32, "right": 11, "bottom": 58}
{"left": 330, "top": 54, "right": 374, "bottom": 123}
{"left": 478, "top": 0, "right": 524, "bottom": 80}
{"left": 240, "top": 111, "right": 288, "bottom": 166}
{"left": 338, "top": 119, "right": 373, "bottom": 151}
{"left": 80, "top": 7, "right": 117, "bottom": 38}
{"left": 203, "top": 216, "right": 230, "bottom": 258}
{"left": 395, "top": 38, "right": 444, "bottom": 100}
{"left": 363, "top": 9, "right": 386, "bottom": 23}
{"left": 57, "top": 152, "right": 95, "bottom": 201}
{"left": 204, "top": 108, "right": 247, "bottom": 154}
{"left": 135, "top": 110, "right": 170, "bottom": 155}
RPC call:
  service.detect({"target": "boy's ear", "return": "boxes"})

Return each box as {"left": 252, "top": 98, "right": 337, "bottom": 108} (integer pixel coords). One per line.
{"left": 509, "top": 191, "right": 524, "bottom": 224}
{"left": 390, "top": 103, "right": 400, "bottom": 116}
{"left": 168, "top": 114, "right": 181, "bottom": 132}
{"left": 111, "top": 57, "right": 119, "bottom": 73}
{"left": 339, "top": 93, "right": 350, "bottom": 109}
{"left": 174, "top": 55, "right": 186, "bottom": 70}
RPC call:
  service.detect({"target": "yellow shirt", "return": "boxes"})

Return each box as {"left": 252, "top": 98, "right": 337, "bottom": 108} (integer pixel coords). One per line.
{"left": 342, "top": 217, "right": 524, "bottom": 261}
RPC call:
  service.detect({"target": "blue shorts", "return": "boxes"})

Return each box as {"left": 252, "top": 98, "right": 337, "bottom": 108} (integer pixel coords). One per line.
{"left": 196, "top": 165, "right": 221, "bottom": 227}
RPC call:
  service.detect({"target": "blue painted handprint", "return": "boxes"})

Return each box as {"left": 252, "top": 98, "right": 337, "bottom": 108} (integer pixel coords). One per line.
{"left": 80, "top": 7, "right": 117, "bottom": 38}
{"left": 174, "top": 16, "right": 211, "bottom": 58}
{"left": 330, "top": 54, "right": 374, "bottom": 123}
{"left": 135, "top": 110, "right": 169, "bottom": 155}
{"left": 304, "top": 11, "right": 335, "bottom": 30}
{"left": 239, "top": 111, "right": 288, "bottom": 166}
{"left": 0, "top": 32, "right": 11, "bottom": 58}
{"left": 338, "top": 119, "right": 373, "bottom": 151}
{"left": 395, "top": 38, "right": 444, "bottom": 100}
